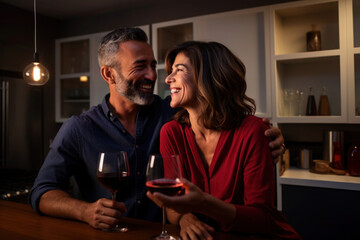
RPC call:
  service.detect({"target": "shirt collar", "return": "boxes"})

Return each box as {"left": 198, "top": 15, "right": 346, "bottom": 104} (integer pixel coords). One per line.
{"left": 101, "top": 93, "right": 162, "bottom": 120}
{"left": 101, "top": 94, "right": 157, "bottom": 122}
{"left": 101, "top": 94, "right": 115, "bottom": 121}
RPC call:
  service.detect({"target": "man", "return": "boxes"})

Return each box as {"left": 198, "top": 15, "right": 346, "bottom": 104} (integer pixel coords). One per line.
{"left": 29, "top": 27, "right": 285, "bottom": 230}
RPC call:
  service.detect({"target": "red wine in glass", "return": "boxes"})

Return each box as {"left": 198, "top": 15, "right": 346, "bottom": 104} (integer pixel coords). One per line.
{"left": 97, "top": 151, "right": 130, "bottom": 232}
{"left": 146, "top": 178, "right": 183, "bottom": 196}
{"left": 97, "top": 172, "right": 130, "bottom": 194}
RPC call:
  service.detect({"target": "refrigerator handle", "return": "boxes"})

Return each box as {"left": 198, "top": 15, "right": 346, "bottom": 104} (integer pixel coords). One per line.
{"left": 1, "top": 81, "right": 9, "bottom": 167}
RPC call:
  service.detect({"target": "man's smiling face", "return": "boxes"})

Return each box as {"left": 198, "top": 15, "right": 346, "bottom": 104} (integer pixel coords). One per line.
{"left": 114, "top": 40, "right": 158, "bottom": 105}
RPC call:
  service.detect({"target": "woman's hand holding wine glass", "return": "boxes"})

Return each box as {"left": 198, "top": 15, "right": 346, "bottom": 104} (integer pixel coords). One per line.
{"left": 146, "top": 154, "right": 183, "bottom": 240}
{"left": 96, "top": 151, "right": 130, "bottom": 232}
{"left": 147, "top": 178, "right": 208, "bottom": 214}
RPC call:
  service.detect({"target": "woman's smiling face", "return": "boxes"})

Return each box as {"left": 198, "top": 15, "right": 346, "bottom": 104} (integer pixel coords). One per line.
{"left": 165, "top": 52, "right": 198, "bottom": 109}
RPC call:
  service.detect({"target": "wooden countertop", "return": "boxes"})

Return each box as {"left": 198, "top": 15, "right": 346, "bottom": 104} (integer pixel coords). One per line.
{"left": 0, "top": 200, "right": 266, "bottom": 240}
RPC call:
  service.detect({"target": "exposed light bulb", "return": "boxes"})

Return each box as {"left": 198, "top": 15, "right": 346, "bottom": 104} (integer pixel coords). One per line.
{"left": 23, "top": 58, "right": 49, "bottom": 86}
{"left": 33, "top": 63, "right": 41, "bottom": 81}
{"left": 23, "top": 0, "right": 49, "bottom": 86}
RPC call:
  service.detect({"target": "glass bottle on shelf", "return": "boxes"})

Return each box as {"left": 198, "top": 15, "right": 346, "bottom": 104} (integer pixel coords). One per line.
{"left": 298, "top": 90, "right": 305, "bottom": 116}
{"left": 306, "top": 87, "right": 317, "bottom": 115}
{"left": 283, "top": 89, "right": 290, "bottom": 116}
{"left": 288, "top": 89, "right": 299, "bottom": 116}
{"left": 306, "top": 24, "right": 321, "bottom": 51}
{"left": 348, "top": 143, "right": 360, "bottom": 176}
{"left": 318, "top": 86, "right": 330, "bottom": 115}
{"left": 332, "top": 132, "right": 345, "bottom": 170}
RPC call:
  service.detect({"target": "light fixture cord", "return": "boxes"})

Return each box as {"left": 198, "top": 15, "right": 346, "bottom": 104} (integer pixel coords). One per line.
{"left": 34, "top": 0, "right": 37, "bottom": 53}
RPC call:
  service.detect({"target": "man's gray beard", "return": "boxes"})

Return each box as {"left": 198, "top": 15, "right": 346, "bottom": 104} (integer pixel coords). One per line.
{"left": 115, "top": 75, "right": 155, "bottom": 106}
{"left": 121, "top": 87, "right": 155, "bottom": 106}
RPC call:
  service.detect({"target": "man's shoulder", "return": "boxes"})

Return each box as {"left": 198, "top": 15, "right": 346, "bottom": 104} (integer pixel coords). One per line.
{"left": 146, "top": 95, "right": 177, "bottom": 118}
{"left": 153, "top": 95, "right": 171, "bottom": 110}
{"left": 62, "top": 105, "right": 104, "bottom": 129}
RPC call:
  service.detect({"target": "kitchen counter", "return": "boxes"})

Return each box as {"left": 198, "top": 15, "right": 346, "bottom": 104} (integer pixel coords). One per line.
{"left": 279, "top": 167, "right": 360, "bottom": 191}
{"left": 0, "top": 200, "right": 267, "bottom": 240}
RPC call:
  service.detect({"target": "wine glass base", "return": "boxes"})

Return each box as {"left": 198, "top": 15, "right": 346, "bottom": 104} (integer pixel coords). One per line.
{"left": 150, "top": 235, "right": 180, "bottom": 240}
{"left": 102, "top": 226, "right": 128, "bottom": 232}
{"left": 117, "top": 227, "right": 129, "bottom": 232}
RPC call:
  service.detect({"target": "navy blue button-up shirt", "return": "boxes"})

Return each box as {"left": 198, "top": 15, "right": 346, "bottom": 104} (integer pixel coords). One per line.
{"left": 29, "top": 94, "right": 177, "bottom": 221}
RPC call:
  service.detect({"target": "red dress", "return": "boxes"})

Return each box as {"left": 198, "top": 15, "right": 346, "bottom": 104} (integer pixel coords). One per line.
{"left": 160, "top": 116, "right": 301, "bottom": 239}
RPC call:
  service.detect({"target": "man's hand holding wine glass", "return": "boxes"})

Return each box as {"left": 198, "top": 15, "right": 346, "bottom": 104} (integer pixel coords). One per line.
{"left": 82, "top": 197, "right": 126, "bottom": 230}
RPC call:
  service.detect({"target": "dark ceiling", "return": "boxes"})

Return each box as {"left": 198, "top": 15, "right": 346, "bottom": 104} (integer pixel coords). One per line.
{"left": 0, "top": 0, "right": 170, "bottom": 20}
{"left": 0, "top": 0, "right": 297, "bottom": 20}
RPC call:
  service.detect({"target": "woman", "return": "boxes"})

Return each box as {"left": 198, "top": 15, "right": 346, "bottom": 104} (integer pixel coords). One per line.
{"left": 147, "top": 41, "right": 301, "bottom": 240}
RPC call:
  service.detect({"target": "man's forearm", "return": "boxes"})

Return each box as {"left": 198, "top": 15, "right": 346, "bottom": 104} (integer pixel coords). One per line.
{"left": 39, "top": 189, "right": 90, "bottom": 223}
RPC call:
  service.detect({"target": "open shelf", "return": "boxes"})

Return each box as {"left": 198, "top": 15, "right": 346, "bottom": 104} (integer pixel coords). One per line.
{"left": 275, "top": 56, "right": 341, "bottom": 118}
{"left": 274, "top": 1, "right": 339, "bottom": 55}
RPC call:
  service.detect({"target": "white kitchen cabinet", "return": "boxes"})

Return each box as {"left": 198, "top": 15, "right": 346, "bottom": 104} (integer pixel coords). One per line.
{"left": 55, "top": 25, "right": 150, "bottom": 122}
{"left": 269, "top": 0, "right": 349, "bottom": 123}
{"left": 55, "top": 35, "right": 91, "bottom": 122}
{"left": 347, "top": 0, "right": 360, "bottom": 122}
{"left": 269, "top": 0, "right": 360, "bottom": 210}
{"left": 152, "top": 7, "right": 271, "bottom": 118}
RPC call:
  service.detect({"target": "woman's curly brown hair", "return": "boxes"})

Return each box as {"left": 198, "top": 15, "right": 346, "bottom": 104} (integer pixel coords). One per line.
{"left": 165, "top": 41, "right": 256, "bottom": 131}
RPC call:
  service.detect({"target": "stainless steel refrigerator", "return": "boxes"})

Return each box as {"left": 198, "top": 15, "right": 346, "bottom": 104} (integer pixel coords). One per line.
{"left": 1, "top": 70, "right": 43, "bottom": 171}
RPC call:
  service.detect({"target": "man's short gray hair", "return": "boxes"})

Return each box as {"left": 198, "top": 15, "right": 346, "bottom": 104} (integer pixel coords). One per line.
{"left": 98, "top": 27, "right": 148, "bottom": 68}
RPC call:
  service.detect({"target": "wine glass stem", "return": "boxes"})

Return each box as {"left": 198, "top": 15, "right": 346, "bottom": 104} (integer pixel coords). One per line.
{"left": 111, "top": 192, "right": 120, "bottom": 230}
{"left": 161, "top": 207, "right": 168, "bottom": 236}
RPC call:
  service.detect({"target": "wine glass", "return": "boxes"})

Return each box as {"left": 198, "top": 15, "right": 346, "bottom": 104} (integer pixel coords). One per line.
{"left": 97, "top": 151, "right": 130, "bottom": 232}
{"left": 146, "top": 154, "right": 183, "bottom": 240}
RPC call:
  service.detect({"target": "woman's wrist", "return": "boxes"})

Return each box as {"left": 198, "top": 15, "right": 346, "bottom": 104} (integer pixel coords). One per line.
{"left": 197, "top": 191, "right": 211, "bottom": 215}
{"left": 166, "top": 208, "right": 183, "bottom": 225}
{"left": 198, "top": 193, "right": 237, "bottom": 226}
{"left": 178, "top": 213, "right": 194, "bottom": 226}
{"left": 177, "top": 213, "right": 186, "bottom": 225}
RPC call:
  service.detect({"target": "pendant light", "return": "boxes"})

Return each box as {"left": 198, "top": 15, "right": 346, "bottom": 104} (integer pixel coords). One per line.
{"left": 23, "top": 0, "right": 49, "bottom": 86}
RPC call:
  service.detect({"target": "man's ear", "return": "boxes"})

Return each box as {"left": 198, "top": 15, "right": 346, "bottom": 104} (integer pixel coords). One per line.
{"left": 101, "top": 66, "right": 116, "bottom": 84}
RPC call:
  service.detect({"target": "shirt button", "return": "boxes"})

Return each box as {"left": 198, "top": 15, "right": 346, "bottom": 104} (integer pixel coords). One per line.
{"left": 136, "top": 145, "right": 139, "bottom": 148}
{"left": 137, "top": 171, "right": 141, "bottom": 175}
{"left": 137, "top": 200, "right": 141, "bottom": 205}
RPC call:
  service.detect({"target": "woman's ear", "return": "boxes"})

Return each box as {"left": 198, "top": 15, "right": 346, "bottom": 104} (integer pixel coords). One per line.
{"left": 101, "top": 66, "right": 116, "bottom": 84}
